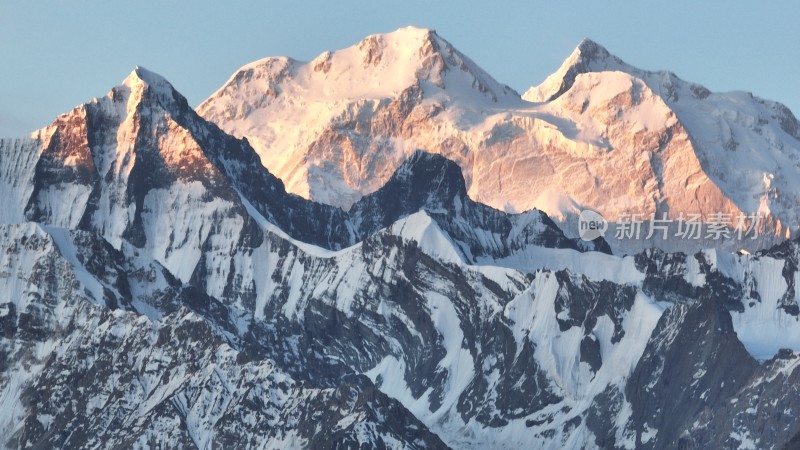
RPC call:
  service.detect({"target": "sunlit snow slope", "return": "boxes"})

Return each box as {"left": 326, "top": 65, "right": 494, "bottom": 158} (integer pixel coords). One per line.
{"left": 199, "top": 27, "right": 800, "bottom": 253}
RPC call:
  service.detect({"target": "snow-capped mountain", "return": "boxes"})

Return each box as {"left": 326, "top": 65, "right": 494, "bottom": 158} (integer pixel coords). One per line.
{"left": 0, "top": 223, "right": 448, "bottom": 449}
{"left": 199, "top": 27, "right": 800, "bottom": 253}
{"left": 2, "top": 30, "right": 800, "bottom": 450}
{"left": 4, "top": 189, "right": 800, "bottom": 448}
{"left": 0, "top": 66, "right": 603, "bottom": 285}
{"left": 199, "top": 26, "right": 520, "bottom": 209}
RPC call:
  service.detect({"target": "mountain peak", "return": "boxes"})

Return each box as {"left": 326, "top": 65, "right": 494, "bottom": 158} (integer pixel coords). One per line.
{"left": 377, "top": 25, "right": 436, "bottom": 43}
{"left": 390, "top": 150, "right": 468, "bottom": 200}
{"left": 523, "top": 38, "right": 627, "bottom": 102}
{"left": 123, "top": 66, "right": 173, "bottom": 93}
{"left": 351, "top": 26, "right": 463, "bottom": 77}
{"left": 200, "top": 25, "right": 517, "bottom": 119}
{"left": 572, "top": 38, "right": 612, "bottom": 62}
{"left": 116, "top": 65, "right": 189, "bottom": 117}
{"left": 356, "top": 26, "right": 440, "bottom": 57}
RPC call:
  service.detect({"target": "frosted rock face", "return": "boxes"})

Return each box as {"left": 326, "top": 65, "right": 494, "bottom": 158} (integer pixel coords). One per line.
{"left": 199, "top": 28, "right": 800, "bottom": 252}
{"left": 0, "top": 224, "right": 447, "bottom": 450}
{"left": 0, "top": 64, "right": 603, "bottom": 299}
{"left": 3, "top": 210, "right": 800, "bottom": 448}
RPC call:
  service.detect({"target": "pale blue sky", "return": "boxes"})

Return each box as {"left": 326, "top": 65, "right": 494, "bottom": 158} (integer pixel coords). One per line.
{"left": 1, "top": 0, "right": 798, "bottom": 136}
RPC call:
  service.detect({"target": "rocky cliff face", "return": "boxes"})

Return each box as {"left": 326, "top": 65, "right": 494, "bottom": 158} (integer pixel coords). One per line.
{"left": 3, "top": 207, "right": 800, "bottom": 448}
{"left": 0, "top": 224, "right": 448, "bottom": 449}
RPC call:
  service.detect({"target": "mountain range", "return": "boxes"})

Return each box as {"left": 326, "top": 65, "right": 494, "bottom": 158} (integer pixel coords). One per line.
{"left": 1, "top": 27, "right": 800, "bottom": 449}
{"left": 198, "top": 27, "right": 800, "bottom": 253}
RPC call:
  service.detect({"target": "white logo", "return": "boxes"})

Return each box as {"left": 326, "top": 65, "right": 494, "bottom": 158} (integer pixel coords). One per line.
{"left": 578, "top": 210, "right": 608, "bottom": 241}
